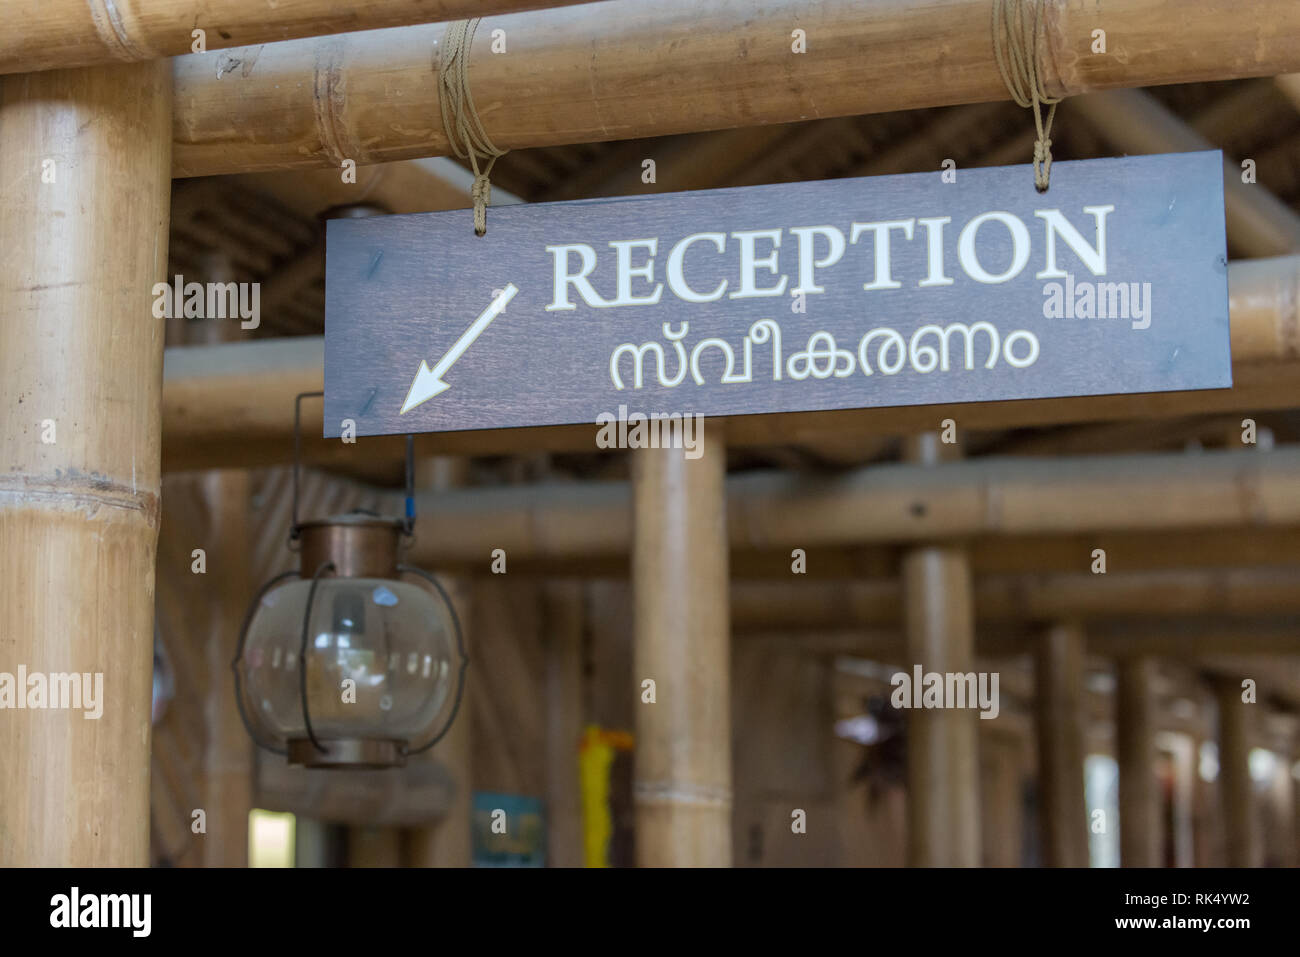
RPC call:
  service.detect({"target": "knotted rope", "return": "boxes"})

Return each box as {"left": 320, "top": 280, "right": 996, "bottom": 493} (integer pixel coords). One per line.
{"left": 992, "top": 0, "right": 1062, "bottom": 192}
{"left": 438, "top": 18, "right": 507, "bottom": 235}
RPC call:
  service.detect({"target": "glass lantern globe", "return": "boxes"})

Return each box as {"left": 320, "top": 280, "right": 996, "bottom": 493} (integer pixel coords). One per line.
{"left": 234, "top": 513, "right": 466, "bottom": 769}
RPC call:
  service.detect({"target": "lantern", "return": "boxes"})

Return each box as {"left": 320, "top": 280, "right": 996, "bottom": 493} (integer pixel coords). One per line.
{"left": 233, "top": 394, "right": 466, "bottom": 769}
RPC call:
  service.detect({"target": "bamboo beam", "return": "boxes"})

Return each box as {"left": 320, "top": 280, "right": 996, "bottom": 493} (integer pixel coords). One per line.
{"left": 1117, "top": 658, "right": 1159, "bottom": 867}
{"left": 236, "top": 157, "right": 524, "bottom": 220}
{"left": 1069, "top": 89, "right": 1300, "bottom": 257}
{"left": 1036, "top": 622, "right": 1090, "bottom": 867}
{"left": 743, "top": 617, "right": 1300, "bottom": 662}
{"left": 632, "top": 424, "right": 731, "bottom": 867}
{"left": 0, "top": 60, "right": 172, "bottom": 865}
{"left": 169, "top": 0, "right": 1300, "bottom": 177}
{"left": 161, "top": 253, "right": 1300, "bottom": 468}
{"left": 901, "top": 435, "right": 981, "bottom": 867}
{"left": 257, "top": 754, "right": 454, "bottom": 826}
{"left": 1213, "top": 674, "right": 1261, "bottom": 867}
{"left": 2, "top": 0, "right": 592, "bottom": 75}
{"left": 731, "top": 568, "right": 1300, "bottom": 631}
{"left": 389, "top": 447, "right": 1300, "bottom": 565}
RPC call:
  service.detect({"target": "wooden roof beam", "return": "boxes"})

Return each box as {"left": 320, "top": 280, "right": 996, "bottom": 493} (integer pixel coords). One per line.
{"left": 393, "top": 447, "right": 1300, "bottom": 564}
{"left": 730, "top": 569, "right": 1300, "bottom": 630}
{"left": 170, "top": 0, "right": 1300, "bottom": 177}
{"left": 3, "top": 0, "right": 594, "bottom": 75}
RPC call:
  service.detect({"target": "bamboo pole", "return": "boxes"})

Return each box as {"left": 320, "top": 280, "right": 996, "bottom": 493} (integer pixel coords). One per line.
{"left": 1213, "top": 675, "right": 1261, "bottom": 867}
{"left": 200, "top": 467, "right": 253, "bottom": 867}
{"left": 193, "top": 253, "right": 255, "bottom": 868}
{"left": 542, "top": 581, "right": 585, "bottom": 868}
{"left": 901, "top": 434, "right": 981, "bottom": 867}
{"left": 980, "top": 730, "right": 1024, "bottom": 867}
{"left": 1117, "top": 658, "right": 1159, "bottom": 867}
{"left": 160, "top": 252, "right": 1300, "bottom": 468}
{"left": 744, "top": 618, "right": 1300, "bottom": 673}
{"left": 1069, "top": 90, "right": 1300, "bottom": 257}
{"left": 0, "top": 59, "right": 172, "bottom": 865}
{"left": 2, "top": 0, "right": 592, "bottom": 75}
{"left": 632, "top": 422, "right": 731, "bottom": 867}
{"left": 169, "top": 0, "right": 1300, "bottom": 176}
{"left": 405, "top": 457, "right": 473, "bottom": 867}
{"left": 1035, "top": 622, "right": 1090, "bottom": 868}
{"left": 347, "top": 826, "right": 403, "bottom": 867}
{"left": 389, "top": 447, "right": 1300, "bottom": 565}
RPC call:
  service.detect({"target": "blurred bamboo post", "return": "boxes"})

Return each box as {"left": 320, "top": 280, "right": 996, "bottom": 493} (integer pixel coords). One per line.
{"left": 1117, "top": 657, "right": 1160, "bottom": 867}
{"left": 632, "top": 421, "right": 731, "bottom": 867}
{"left": 1213, "top": 675, "right": 1261, "bottom": 867}
{"left": 0, "top": 60, "right": 171, "bottom": 864}
{"left": 348, "top": 827, "right": 403, "bottom": 867}
{"left": 901, "top": 433, "right": 981, "bottom": 867}
{"left": 406, "top": 457, "right": 474, "bottom": 867}
{"left": 196, "top": 252, "right": 254, "bottom": 867}
{"left": 979, "top": 728, "right": 1025, "bottom": 867}
{"left": 543, "top": 581, "right": 585, "bottom": 867}
{"left": 1036, "top": 621, "right": 1090, "bottom": 867}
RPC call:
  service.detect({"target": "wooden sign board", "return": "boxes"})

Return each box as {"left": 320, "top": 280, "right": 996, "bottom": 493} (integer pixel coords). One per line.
{"left": 323, "top": 151, "right": 1229, "bottom": 437}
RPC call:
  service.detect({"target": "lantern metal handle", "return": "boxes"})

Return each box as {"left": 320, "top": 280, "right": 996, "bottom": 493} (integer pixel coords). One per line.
{"left": 395, "top": 563, "right": 469, "bottom": 757}
{"left": 231, "top": 569, "right": 302, "bottom": 756}
{"left": 298, "top": 561, "right": 337, "bottom": 755}
{"left": 289, "top": 390, "right": 416, "bottom": 542}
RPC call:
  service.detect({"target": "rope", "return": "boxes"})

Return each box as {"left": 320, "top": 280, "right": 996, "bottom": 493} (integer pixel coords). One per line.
{"left": 437, "top": 18, "right": 507, "bottom": 235}
{"left": 992, "top": 0, "right": 1061, "bottom": 192}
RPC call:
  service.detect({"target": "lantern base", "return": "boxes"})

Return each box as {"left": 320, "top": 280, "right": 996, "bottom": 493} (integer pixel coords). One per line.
{"left": 287, "top": 737, "right": 406, "bottom": 769}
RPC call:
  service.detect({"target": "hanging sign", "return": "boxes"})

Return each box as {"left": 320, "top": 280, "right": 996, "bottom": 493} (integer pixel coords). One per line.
{"left": 323, "top": 150, "right": 1229, "bottom": 437}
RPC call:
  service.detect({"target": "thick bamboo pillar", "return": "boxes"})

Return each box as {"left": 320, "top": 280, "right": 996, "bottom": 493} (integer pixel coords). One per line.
{"left": 543, "top": 581, "right": 585, "bottom": 867}
{"left": 632, "top": 422, "right": 731, "bottom": 867}
{"left": 1117, "top": 657, "right": 1159, "bottom": 867}
{"left": 1035, "top": 622, "right": 1090, "bottom": 867}
{"left": 1214, "top": 676, "right": 1260, "bottom": 867}
{"left": 902, "top": 434, "right": 980, "bottom": 867}
{"left": 0, "top": 61, "right": 171, "bottom": 865}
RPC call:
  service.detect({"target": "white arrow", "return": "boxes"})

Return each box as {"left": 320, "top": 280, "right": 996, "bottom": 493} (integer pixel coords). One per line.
{"left": 399, "top": 283, "right": 518, "bottom": 415}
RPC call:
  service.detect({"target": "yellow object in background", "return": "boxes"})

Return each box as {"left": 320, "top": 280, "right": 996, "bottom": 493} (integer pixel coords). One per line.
{"left": 579, "top": 725, "right": 633, "bottom": 868}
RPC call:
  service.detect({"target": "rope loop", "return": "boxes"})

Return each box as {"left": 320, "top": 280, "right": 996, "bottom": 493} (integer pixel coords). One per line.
{"left": 992, "top": 0, "right": 1061, "bottom": 192}
{"left": 437, "top": 18, "right": 508, "bottom": 235}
